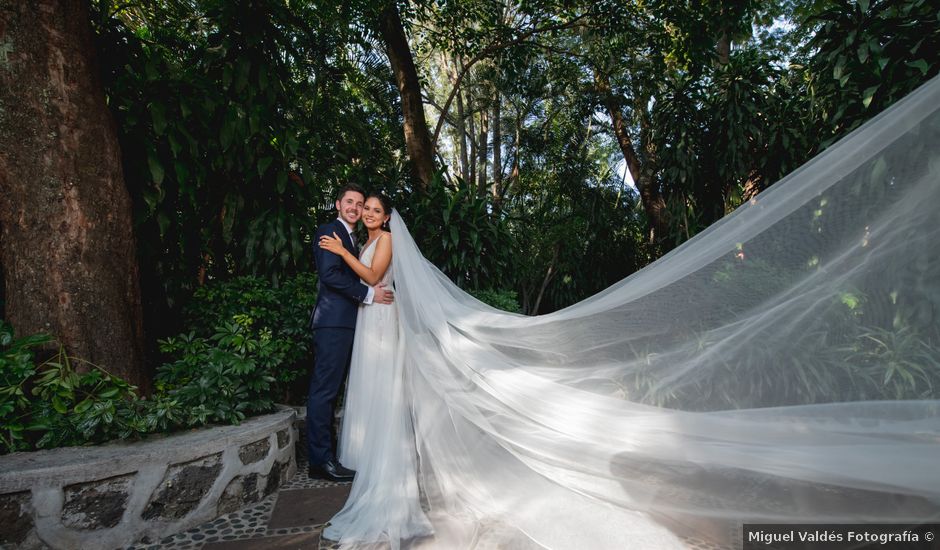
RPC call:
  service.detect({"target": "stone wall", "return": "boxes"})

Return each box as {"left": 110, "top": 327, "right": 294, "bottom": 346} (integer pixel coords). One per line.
{"left": 0, "top": 408, "right": 296, "bottom": 550}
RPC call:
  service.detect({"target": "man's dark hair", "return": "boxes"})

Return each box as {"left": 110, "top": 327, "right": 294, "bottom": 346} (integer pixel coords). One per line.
{"left": 335, "top": 183, "right": 366, "bottom": 203}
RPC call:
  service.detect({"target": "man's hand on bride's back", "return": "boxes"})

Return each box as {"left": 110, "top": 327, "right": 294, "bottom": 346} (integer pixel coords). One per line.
{"left": 374, "top": 282, "right": 394, "bottom": 304}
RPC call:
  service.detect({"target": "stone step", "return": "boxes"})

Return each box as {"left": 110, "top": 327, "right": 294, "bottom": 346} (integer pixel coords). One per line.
{"left": 202, "top": 531, "right": 321, "bottom": 550}
{"left": 267, "top": 486, "right": 351, "bottom": 530}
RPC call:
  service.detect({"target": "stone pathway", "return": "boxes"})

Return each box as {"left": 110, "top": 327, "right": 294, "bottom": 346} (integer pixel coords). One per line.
{"left": 125, "top": 450, "right": 348, "bottom": 550}
{"left": 125, "top": 450, "right": 729, "bottom": 550}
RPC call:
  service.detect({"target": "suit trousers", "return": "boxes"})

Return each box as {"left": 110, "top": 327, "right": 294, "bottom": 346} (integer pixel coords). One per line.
{"left": 306, "top": 327, "right": 355, "bottom": 465}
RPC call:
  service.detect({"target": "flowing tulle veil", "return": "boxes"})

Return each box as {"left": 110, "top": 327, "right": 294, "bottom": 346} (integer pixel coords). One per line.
{"left": 384, "top": 75, "right": 940, "bottom": 549}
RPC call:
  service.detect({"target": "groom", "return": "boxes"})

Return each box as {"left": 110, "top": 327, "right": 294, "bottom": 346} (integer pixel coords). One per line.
{"left": 307, "top": 183, "right": 393, "bottom": 482}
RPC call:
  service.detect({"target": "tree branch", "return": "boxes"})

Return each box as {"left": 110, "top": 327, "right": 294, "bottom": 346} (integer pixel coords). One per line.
{"left": 430, "top": 14, "right": 591, "bottom": 151}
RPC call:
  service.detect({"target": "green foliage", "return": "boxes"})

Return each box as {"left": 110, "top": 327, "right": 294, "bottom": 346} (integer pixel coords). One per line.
{"left": 559, "top": 0, "right": 938, "bottom": 256}
{"left": 25, "top": 350, "right": 145, "bottom": 451}
{"left": 1, "top": 320, "right": 154, "bottom": 454}
{"left": 502, "top": 92, "right": 647, "bottom": 313}
{"left": 1, "top": 273, "right": 317, "bottom": 453}
{"left": 845, "top": 324, "right": 940, "bottom": 400}
{"left": 84, "top": 0, "right": 940, "bottom": 326}
{"left": 631, "top": 259, "right": 940, "bottom": 411}
{"left": 468, "top": 289, "right": 522, "bottom": 313}
{"left": 155, "top": 321, "right": 281, "bottom": 426}
{"left": 506, "top": 180, "right": 646, "bottom": 314}
{"left": 92, "top": 0, "right": 404, "bottom": 341}
{"left": 182, "top": 274, "right": 318, "bottom": 391}
{"left": 711, "top": 258, "right": 800, "bottom": 304}
{"left": 397, "top": 174, "right": 513, "bottom": 290}
{"left": 155, "top": 273, "right": 318, "bottom": 419}
{"left": 807, "top": 0, "right": 940, "bottom": 148}
{"left": 1, "top": 321, "right": 50, "bottom": 452}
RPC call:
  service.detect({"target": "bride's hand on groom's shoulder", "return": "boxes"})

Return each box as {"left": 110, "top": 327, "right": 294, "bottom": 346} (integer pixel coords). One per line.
{"left": 319, "top": 232, "right": 346, "bottom": 257}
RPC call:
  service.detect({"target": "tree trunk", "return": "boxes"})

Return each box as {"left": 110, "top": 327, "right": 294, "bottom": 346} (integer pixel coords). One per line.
{"left": 716, "top": 2, "right": 731, "bottom": 66}
{"left": 448, "top": 56, "right": 470, "bottom": 180}
{"left": 510, "top": 111, "right": 521, "bottom": 181}
{"left": 495, "top": 107, "right": 520, "bottom": 211}
{"left": 0, "top": 0, "right": 147, "bottom": 390}
{"left": 456, "top": 90, "right": 470, "bottom": 180}
{"left": 467, "top": 102, "right": 477, "bottom": 186}
{"left": 594, "top": 70, "right": 667, "bottom": 244}
{"left": 531, "top": 243, "right": 560, "bottom": 315}
{"left": 476, "top": 109, "right": 488, "bottom": 195}
{"left": 491, "top": 93, "right": 502, "bottom": 197}
{"left": 717, "top": 31, "right": 730, "bottom": 65}
{"left": 377, "top": 3, "right": 435, "bottom": 188}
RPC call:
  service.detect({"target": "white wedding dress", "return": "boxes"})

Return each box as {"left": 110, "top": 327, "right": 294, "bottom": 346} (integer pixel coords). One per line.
{"left": 326, "top": 233, "right": 434, "bottom": 548}
{"left": 325, "top": 74, "right": 940, "bottom": 550}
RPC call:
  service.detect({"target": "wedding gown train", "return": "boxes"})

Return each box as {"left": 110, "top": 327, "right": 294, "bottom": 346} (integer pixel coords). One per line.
{"left": 327, "top": 75, "right": 940, "bottom": 549}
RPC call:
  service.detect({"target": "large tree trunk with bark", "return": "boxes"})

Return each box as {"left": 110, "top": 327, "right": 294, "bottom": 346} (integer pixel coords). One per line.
{"left": 378, "top": 3, "right": 435, "bottom": 188}
{"left": 594, "top": 70, "right": 668, "bottom": 244}
{"left": 0, "top": 0, "right": 147, "bottom": 390}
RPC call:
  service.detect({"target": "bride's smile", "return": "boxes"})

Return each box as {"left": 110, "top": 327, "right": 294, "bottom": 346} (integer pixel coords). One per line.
{"left": 361, "top": 197, "right": 391, "bottom": 232}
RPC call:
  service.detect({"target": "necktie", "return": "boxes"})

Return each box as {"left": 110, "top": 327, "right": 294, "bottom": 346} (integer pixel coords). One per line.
{"left": 349, "top": 231, "right": 357, "bottom": 249}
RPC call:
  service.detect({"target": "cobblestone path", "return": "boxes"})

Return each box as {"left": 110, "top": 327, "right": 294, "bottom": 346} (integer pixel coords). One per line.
{"left": 125, "top": 450, "right": 730, "bottom": 550}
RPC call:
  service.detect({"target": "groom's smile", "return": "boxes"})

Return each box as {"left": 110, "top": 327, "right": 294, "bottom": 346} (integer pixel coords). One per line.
{"left": 336, "top": 190, "right": 365, "bottom": 225}
{"left": 342, "top": 205, "right": 361, "bottom": 223}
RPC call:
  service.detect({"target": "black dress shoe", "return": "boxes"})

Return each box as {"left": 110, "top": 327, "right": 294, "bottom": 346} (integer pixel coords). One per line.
{"left": 308, "top": 459, "right": 356, "bottom": 482}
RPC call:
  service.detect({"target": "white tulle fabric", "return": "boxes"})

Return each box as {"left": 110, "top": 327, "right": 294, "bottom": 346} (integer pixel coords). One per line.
{"left": 331, "top": 76, "right": 940, "bottom": 549}
{"left": 326, "top": 233, "right": 434, "bottom": 548}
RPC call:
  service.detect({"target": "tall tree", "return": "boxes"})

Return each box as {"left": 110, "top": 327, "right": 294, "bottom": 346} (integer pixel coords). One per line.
{"left": 378, "top": 2, "right": 436, "bottom": 187}
{"left": 491, "top": 91, "right": 502, "bottom": 197}
{"left": 593, "top": 69, "right": 667, "bottom": 244}
{"left": 0, "top": 0, "right": 146, "bottom": 388}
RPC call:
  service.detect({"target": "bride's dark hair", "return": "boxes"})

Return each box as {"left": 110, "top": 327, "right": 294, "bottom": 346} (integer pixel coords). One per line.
{"left": 368, "top": 193, "right": 393, "bottom": 231}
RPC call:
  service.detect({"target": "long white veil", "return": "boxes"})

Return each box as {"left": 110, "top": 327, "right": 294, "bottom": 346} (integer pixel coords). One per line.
{"left": 387, "top": 75, "right": 940, "bottom": 549}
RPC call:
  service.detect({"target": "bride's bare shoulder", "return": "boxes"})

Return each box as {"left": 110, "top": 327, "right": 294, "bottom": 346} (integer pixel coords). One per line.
{"left": 377, "top": 231, "right": 393, "bottom": 250}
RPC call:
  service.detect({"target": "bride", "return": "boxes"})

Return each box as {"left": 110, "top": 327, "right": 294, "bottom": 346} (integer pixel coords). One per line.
{"left": 317, "top": 194, "right": 691, "bottom": 549}
{"left": 316, "top": 74, "right": 940, "bottom": 550}
{"left": 317, "top": 194, "right": 434, "bottom": 548}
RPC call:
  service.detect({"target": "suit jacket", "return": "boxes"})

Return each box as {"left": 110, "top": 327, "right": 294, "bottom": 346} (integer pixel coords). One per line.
{"left": 310, "top": 219, "right": 369, "bottom": 329}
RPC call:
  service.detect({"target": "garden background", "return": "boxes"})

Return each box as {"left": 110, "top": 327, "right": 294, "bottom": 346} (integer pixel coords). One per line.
{"left": 1, "top": 0, "right": 938, "bottom": 453}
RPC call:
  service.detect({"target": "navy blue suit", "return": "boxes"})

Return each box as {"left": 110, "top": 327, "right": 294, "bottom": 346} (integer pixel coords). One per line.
{"left": 307, "top": 219, "right": 369, "bottom": 465}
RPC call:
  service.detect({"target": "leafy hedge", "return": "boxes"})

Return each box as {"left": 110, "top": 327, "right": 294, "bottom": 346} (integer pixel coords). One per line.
{"left": 468, "top": 289, "right": 522, "bottom": 313}
{"left": 0, "top": 274, "right": 319, "bottom": 454}
{"left": 2, "top": 273, "right": 524, "bottom": 454}
{"left": 178, "top": 274, "right": 318, "bottom": 395}
{"left": 1, "top": 321, "right": 156, "bottom": 453}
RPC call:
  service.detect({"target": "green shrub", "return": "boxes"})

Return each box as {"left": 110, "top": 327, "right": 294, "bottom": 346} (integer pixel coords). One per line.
{"left": 180, "top": 274, "right": 318, "bottom": 395}
{"left": 1, "top": 321, "right": 49, "bottom": 452}
{"left": 844, "top": 323, "right": 940, "bottom": 401}
{"left": 393, "top": 174, "right": 514, "bottom": 290}
{"left": 468, "top": 289, "right": 522, "bottom": 314}
{"left": 1, "top": 273, "right": 318, "bottom": 454}
{"left": 1, "top": 320, "right": 152, "bottom": 454}
{"left": 156, "top": 319, "right": 285, "bottom": 426}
